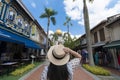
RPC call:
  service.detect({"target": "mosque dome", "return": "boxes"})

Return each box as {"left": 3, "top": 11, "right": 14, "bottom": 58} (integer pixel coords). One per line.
{"left": 55, "top": 29, "right": 62, "bottom": 35}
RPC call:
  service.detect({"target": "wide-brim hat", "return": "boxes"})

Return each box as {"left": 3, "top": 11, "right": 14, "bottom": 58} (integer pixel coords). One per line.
{"left": 47, "top": 45, "right": 70, "bottom": 66}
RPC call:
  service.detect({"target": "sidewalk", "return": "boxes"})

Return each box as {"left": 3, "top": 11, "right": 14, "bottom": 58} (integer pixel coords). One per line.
{"left": 19, "top": 61, "right": 96, "bottom": 80}
{"left": 19, "top": 61, "right": 120, "bottom": 80}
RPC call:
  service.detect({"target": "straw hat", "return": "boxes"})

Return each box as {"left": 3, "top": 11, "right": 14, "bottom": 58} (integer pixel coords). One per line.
{"left": 47, "top": 45, "right": 70, "bottom": 65}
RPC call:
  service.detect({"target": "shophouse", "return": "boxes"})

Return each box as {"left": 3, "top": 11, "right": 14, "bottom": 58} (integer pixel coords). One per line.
{"left": 104, "top": 14, "right": 120, "bottom": 69}
{"left": 0, "top": 0, "right": 47, "bottom": 63}
{"left": 74, "top": 14, "right": 120, "bottom": 68}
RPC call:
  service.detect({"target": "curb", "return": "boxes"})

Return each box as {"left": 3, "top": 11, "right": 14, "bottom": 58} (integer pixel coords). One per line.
{"left": 111, "top": 73, "right": 120, "bottom": 80}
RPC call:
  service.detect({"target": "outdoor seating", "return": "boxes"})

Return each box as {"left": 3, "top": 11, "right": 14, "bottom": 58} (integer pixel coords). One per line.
{"left": 0, "top": 62, "right": 18, "bottom": 75}
{"left": 12, "top": 62, "right": 20, "bottom": 70}
{"left": 36, "top": 55, "right": 46, "bottom": 62}
{"left": 21, "top": 58, "right": 31, "bottom": 65}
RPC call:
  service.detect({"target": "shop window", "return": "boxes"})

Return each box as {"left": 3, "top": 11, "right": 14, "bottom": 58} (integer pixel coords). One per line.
{"left": 24, "top": 23, "right": 28, "bottom": 31}
{"left": 18, "top": 18, "right": 22, "bottom": 27}
{"left": 99, "top": 28, "right": 105, "bottom": 41}
{"left": 8, "top": 11, "right": 15, "bottom": 21}
{"left": 94, "top": 32, "right": 98, "bottom": 43}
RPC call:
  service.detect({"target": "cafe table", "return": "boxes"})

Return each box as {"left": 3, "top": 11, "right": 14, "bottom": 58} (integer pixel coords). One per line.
{"left": 0, "top": 62, "right": 18, "bottom": 75}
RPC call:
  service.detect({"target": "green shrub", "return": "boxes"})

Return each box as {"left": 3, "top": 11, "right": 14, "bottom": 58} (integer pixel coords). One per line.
{"left": 10, "top": 64, "right": 35, "bottom": 76}
{"left": 83, "top": 64, "right": 110, "bottom": 76}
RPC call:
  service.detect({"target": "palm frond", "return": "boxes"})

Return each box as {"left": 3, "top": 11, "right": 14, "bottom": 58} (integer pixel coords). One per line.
{"left": 64, "top": 16, "right": 72, "bottom": 26}
{"left": 63, "top": 22, "right": 67, "bottom": 26}
{"left": 51, "top": 17, "right": 56, "bottom": 25}
{"left": 40, "top": 13, "right": 48, "bottom": 18}
{"left": 50, "top": 10, "right": 57, "bottom": 16}
{"left": 45, "top": 7, "right": 57, "bottom": 17}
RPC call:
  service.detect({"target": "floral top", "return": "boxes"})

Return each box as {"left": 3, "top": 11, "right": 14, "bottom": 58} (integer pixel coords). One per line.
{"left": 40, "top": 58, "right": 80, "bottom": 80}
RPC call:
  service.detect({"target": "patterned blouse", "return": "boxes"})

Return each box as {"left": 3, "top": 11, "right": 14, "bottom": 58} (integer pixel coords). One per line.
{"left": 40, "top": 58, "right": 80, "bottom": 80}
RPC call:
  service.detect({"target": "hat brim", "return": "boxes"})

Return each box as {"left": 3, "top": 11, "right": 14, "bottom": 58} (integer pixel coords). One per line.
{"left": 47, "top": 45, "right": 70, "bottom": 66}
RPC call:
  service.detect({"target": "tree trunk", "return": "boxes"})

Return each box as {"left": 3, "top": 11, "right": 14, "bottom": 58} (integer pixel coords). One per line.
{"left": 46, "top": 17, "right": 50, "bottom": 51}
{"left": 67, "top": 25, "right": 69, "bottom": 41}
{"left": 67, "top": 25, "right": 69, "bottom": 35}
{"left": 83, "top": 0, "right": 94, "bottom": 66}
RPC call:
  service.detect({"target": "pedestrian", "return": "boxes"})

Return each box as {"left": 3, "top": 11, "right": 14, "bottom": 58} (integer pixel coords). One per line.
{"left": 40, "top": 45, "right": 82, "bottom": 80}
{"left": 81, "top": 49, "right": 86, "bottom": 64}
{"left": 94, "top": 51, "right": 99, "bottom": 65}
{"left": 117, "top": 53, "right": 120, "bottom": 70}
{"left": 98, "top": 51, "right": 102, "bottom": 65}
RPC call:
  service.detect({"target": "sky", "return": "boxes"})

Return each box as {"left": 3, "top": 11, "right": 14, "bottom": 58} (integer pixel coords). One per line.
{"left": 22, "top": 0, "right": 120, "bottom": 39}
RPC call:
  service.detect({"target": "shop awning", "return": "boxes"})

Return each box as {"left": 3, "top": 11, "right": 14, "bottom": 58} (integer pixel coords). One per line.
{"left": 0, "top": 28, "right": 24, "bottom": 44}
{"left": 0, "top": 28, "right": 41, "bottom": 49}
{"left": 92, "top": 42, "right": 105, "bottom": 48}
{"left": 24, "top": 39, "right": 40, "bottom": 49}
{"left": 104, "top": 40, "right": 120, "bottom": 48}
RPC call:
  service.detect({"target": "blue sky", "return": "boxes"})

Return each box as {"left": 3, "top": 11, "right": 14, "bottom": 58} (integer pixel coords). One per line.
{"left": 22, "top": 0, "right": 120, "bottom": 38}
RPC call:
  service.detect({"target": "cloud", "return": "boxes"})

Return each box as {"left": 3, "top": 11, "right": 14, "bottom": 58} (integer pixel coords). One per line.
{"left": 31, "top": 2, "right": 36, "bottom": 8}
{"left": 63, "top": 0, "right": 120, "bottom": 28}
{"left": 48, "top": 30, "right": 54, "bottom": 39}
{"left": 63, "top": 0, "right": 83, "bottom": 20}
{"left": 45, "top": 0, "right": 49, "bottom": 5}
{"left": 75, "top": 34, "right": 81, "bottom": 39}
{"left": 27, "top": 0, "right": 36, "bottom": 8}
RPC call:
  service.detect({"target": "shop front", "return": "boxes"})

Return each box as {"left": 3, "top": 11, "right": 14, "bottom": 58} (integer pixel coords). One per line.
{"left": 0, "top": 28, "right": 41, "bottom": 63}
{"left": 104, "top": 40, "right": 120, "bottom": 69}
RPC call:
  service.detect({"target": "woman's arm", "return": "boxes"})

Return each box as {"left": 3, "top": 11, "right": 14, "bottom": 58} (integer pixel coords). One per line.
{"left": 63, "top": 47, "right": 82, "bottom": 60}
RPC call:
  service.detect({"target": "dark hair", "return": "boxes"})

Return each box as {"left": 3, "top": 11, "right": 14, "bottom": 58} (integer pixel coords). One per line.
{"left": 47, "top": 63, "right": 69, "bottom": 80}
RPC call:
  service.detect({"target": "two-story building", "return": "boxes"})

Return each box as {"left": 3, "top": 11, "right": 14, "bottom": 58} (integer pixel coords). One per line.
{"left": 0, "top": 0, "right": 47, "bottom": 62}
{"left": 74, "top": 14, "right": 120, "bottom": 69}
{"left": 104, "top": 14, "right": 120, "bottom": 68}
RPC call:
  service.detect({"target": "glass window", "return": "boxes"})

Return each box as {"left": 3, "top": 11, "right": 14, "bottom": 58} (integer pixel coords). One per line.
{"left": 99, "top": 28, "right": 105, "bottom": 41}
{"left": 24, "top": 23, "right": 28, "bottom": 31}
{"left": 94, "top": 32, "right": 98, "bottom": 43}
{"left": 18, "top": 18, "right": 22, "bottom": 27}
{"left": 8, "top": 11, "right": 15, "bottom": 21}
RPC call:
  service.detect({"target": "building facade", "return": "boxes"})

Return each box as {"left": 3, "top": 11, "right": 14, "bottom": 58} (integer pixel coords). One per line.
{"left": 0, "top": 0, "right": 47, "bottom": 62}
{"left": 104, "top": 14, "right": 120, "bottom": 68}
{"left": 74, "top": 14, "right": 120, "bottom": 68}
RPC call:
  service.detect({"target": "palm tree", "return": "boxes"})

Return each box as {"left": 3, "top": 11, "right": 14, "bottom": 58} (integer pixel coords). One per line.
{"left": 73, "top": 0, "right": 94, "bottom": 66}
{"left": 63, "top": 16, "right": 73, "bottom": 36}
{"left": 40, "top": 7, "right": 57, "bottom": 51}
{"left": 83, "top": 0, "right": 94, "bottom": 66}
